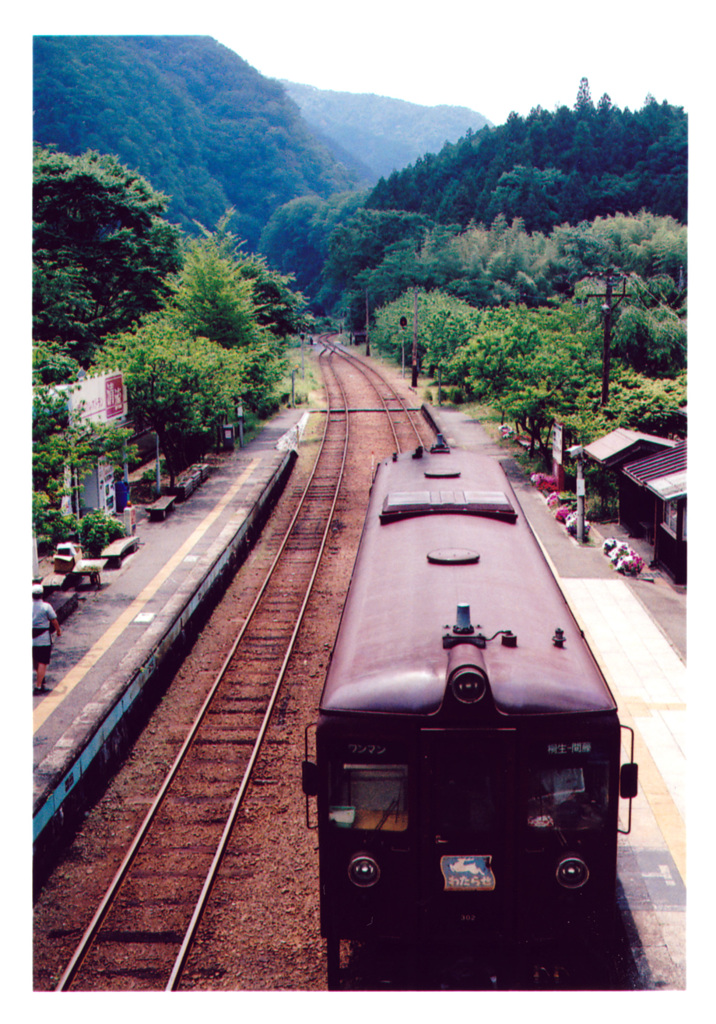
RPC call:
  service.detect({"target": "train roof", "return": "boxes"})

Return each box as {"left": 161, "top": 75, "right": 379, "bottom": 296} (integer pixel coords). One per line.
{"left": 321, "top": 446, "right": 616, "bottom": 718}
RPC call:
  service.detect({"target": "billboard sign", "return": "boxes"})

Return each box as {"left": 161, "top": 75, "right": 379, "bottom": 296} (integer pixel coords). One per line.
{"left": 66, "top": 372, "right": 128, "bottom": 425}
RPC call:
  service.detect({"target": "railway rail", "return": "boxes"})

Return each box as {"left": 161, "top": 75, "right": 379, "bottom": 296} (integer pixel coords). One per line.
{"left": 55, "top": 344, "right": 349, "bottom": 991}
{"left": 321, "top": 336, "right": 426, "bottom": 453}
{"left": 50, "top": 335, "right": 429, "bottom": 991}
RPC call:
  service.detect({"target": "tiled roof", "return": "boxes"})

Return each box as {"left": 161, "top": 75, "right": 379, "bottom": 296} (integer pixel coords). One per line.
{"left": 623, "top": 440, "right": 687, "bottom": 499}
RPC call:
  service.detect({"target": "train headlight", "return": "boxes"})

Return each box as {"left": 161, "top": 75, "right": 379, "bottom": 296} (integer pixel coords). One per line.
{"left": 556, "top": 855, "right": 589, "bottom": 889}
{"left": 450, "top": 666, "right": 487, "bottom": 704}
{"left": 348, "top": 853, "right": 381, "bottom": 888}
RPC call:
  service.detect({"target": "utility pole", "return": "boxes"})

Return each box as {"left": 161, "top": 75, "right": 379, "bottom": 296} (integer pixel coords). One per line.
{"left": 601, "top": 275, "right": 613, "bottom": 406}
{"left": 583, "top": 269, "right": 627, "bottom": 406}
{"left": 365, "top": 291, "right": 370, "bottom": 357}
{"left": 411, "top": 286, "right": 419, "bottom": 388}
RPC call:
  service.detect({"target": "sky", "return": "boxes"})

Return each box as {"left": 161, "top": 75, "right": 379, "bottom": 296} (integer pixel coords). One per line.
{"left": 22, "top": 0, "right": 699, "bottom": 126}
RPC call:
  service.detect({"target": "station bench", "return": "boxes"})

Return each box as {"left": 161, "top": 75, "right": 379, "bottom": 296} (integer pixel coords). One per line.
{"left": 146, "top": 494, "right": 177, "bottom": 521}
{"left": 101, "top": 534, "right": 139, "bottom": 567}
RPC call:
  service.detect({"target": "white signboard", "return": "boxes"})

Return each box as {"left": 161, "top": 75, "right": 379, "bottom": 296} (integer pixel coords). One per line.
{"left": 552, "top": 423, "right": 564, "bottom": 465}
{"left": 67, "top": 372, "right": 128, "bottom": 425}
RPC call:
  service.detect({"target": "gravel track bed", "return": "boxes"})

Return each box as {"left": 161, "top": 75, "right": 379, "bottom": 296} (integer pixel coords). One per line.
{"left": 33, "top": 347, "right": 432, "bottom": 991}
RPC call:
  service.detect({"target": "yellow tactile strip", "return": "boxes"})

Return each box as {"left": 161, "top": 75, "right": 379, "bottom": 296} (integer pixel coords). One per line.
{"left": 33, "top": 459, "right": 258, "bottom": 734}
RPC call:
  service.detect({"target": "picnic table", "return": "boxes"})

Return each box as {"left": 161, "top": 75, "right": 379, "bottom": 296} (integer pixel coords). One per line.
{"left": 146, "top": 494, "right": 177, "bottom": 521}
{"left": 68, "top": 559, "right": 107, "bottom": 588}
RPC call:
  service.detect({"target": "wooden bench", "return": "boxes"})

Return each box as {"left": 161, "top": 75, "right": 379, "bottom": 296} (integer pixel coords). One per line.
{"left": 101, "top": 534, "right": 139, "bottom": 566}
{"left": 146, "top": 495, "right": 177, "bottom": 521}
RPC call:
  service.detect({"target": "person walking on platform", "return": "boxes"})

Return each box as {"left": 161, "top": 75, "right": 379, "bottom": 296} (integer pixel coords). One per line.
{"left": 33, "top": 584, "right": 60, "bottom": 695}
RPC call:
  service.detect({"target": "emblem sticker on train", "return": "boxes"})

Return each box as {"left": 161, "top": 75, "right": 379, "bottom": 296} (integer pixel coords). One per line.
{"left": 440, "top": 855, "right": 496, "bottom": 892}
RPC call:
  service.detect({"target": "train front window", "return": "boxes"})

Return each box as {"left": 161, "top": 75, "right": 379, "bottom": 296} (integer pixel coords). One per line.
{"left": 329, "top": 764, "right": 408, "bottom": 831}
{"left": 433, "top": 747, "right": 498, "bottom": 834}
{"left": 527, "top": 764, "right": 609, "bottom": 830}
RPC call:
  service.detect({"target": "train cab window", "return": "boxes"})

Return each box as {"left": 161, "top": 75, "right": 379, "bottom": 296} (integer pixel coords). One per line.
{"left": 526, "top": 764, "right": 609, "bottom": 830}
{"left": 329, "top": 764, "right": 408, "bottom": 832}
{"left": 433, "top": 749, "right": 498, "bottom": 834}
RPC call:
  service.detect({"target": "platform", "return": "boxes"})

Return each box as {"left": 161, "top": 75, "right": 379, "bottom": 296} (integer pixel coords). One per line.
{"left": 30, "top": 409, "right": 309, "bottom": 870}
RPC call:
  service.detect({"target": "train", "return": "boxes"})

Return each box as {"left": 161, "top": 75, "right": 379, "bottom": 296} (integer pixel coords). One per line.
{"left": 302, "top": 440, "right": 638, "bottom": 988}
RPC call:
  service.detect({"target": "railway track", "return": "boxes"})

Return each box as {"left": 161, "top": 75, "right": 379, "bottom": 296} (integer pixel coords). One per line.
{"left": 50, "top": 336, "right": 430, "bottom": 992}
{"left": 321, "top": 336, "right": 426, "bottom": 453}
{"left": 55, "top": 345, "right": 350, "bottom": 991}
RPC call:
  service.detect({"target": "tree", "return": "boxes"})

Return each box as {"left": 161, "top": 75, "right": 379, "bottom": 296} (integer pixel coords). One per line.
{"left": 372, "top": 289, "right": 481, "bottom": 381}
{"left": 33, "top": 147, "right": 183, "bottom": 364}
{"left": 453, "top": 304, "right": 603, "bottom": 457}
{"left": 169, "top": 216, "right": 308, "bottom": 344}
{"left": 96, "top": 316, "right": 246, "bottom": 486}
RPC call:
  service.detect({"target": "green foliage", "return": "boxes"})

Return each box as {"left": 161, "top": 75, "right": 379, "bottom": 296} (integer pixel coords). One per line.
{"left": 169, "top": 215, "right": 308, "bottom": 344}
{"left": 377, "top": 298, "right": 685, "bottom": 460}
{"left": 452, "top": 305, "right": 603, "bottom": 456}
{"left": 32, "top": 492, "right": 79, "bottom": 546}
{"left": 259, "top": 191, "right": 366, "bottom": 312}
{"left": 33, "top": 339, "right": 82, "bottom": 386}
{"left": 95, "top": 313, "right": 285, "bottom": 484}
{"left": 372, "top": 290, "right": 481, "bottom": 378}
{"left": 282, "top": 81, "right": 491, "bottom": 183}
{"left": 170, "top": 232, "right": 262, "bottom": 349}
{"left": 79, "top": 509, "right": 126, "bottom": 556}
{"left": 33, "top": 146, "right": 182, "bottom": 364}
{"left": 367, "top": 87, "right": 686, "bottom": 230}
{"left": 33, "top": 36, "right": 356, "bottom": 246}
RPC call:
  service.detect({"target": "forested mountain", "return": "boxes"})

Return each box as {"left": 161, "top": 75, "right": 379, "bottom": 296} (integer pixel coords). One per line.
{"left": 280, "top": 81, "right": 491, "bottom": 183}
{"left": 32, "top": 35, "right": 357, "bottom": 246}
{"left": 259, "top": 82, "right": 687, "bottom": 321}
{"left": 367, "top": 84, "right": 687, "bottom": 232}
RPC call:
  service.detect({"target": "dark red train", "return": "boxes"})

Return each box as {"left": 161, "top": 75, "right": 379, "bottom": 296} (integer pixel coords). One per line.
{"left": 302, "top": 441, "right": 638, "bottom": 988}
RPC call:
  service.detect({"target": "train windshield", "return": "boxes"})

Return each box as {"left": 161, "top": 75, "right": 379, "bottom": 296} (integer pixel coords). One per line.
{"left": 329, "top": 763, "right": 408, "bottom": 831}
{"left": 527, "top": 763, "right": 609, "bottom": 830}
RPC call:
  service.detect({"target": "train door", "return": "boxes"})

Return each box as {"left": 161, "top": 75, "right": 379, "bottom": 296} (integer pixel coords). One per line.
{"left": 419, "top": 729, "right": 516, "bottom": 943}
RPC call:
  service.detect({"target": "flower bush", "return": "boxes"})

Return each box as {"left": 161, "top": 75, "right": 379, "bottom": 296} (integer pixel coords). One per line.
{"left": 606, "top": 540, "right": 630, "bottom": 563}
{"left": 499, "top": 424, "right": 514, "bottom": 438}
{"left": 615, "top": 551, "right": 645, "bottom": 576}
{"left": 555, "top": 505, "right": 573, "bottom": 523}
{"left": 530, "top": 472, "right": 558, "bottom": 493}
{"left": 546, "top": 492, "right": 561, "bottom": 510}
{"left": 602, "top": 538, "right": 645, "bottom": 576}
{"left": 566, "top": 512, "right": 590, "bottom": 538}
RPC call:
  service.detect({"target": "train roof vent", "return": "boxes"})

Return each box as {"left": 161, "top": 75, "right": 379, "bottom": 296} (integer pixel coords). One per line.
{"left": 424, "top": 468, "right": 461, "bottom": 479}
{"left": 380, "top": 490, "right": 517, "bottom": 524}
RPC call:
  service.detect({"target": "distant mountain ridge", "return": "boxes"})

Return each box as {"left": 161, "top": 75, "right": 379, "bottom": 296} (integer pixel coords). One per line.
{"left": 281, "top": 81, "right": 492, "bottom": 182}
{"left": 32, "top": 36, "right": 358, "bottom": 245}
